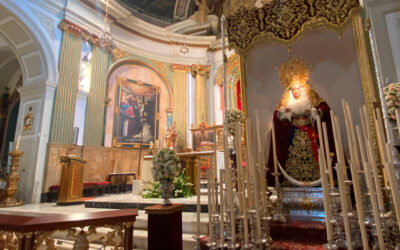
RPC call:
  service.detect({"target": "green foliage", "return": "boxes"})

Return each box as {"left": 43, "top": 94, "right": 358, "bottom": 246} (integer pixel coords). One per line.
{"left": 142, "top": 171, "right": 193, "bottom": 198}
{"left": 172, "top": 171, "right": 193, "bottom": 198}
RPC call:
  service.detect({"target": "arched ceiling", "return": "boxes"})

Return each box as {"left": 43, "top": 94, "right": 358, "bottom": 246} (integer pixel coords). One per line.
{"left": 115, "top": 0, "right": 223, "bottom": 27}
{"left": 0, "top": 47, "right": 21, "bottom": 92}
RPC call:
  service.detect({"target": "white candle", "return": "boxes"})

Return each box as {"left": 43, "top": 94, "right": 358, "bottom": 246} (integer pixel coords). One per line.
{"left": 226, "top": 167, "right": 236, "bottom": 242}
{"left": 271, "top": 121, "right": 278, "bottom": 184}
{"left": 15, "top": 135, "right": 21, "bottom": 151}
{"left": 255, "top": 110, "right": 267, "bottom": 215}
{"left": 395, "top": 109, "right": 400, "bottom": 137}
{"left": 318, "top": 148, "right": 333, "bottom": 244}
{"left": 196, "top": 160, "right": 201, "bottom": 240}
{"left": 356, "top": 127, "right": 385, "bottom": 249}
{"left": 219, "top": 169, "right": 225, "bottom": 244}
{"left": 322, "top": 122, "right": 334, "bottom": 188}
{"left": 335, "top": 162, "right": 353, "bottom": 250}
{"left": 207, "top": 169, "right": 213, "bottom": 245}
{"left": 348, "top": 161, "right": 369, "bottom": 249}
{"left": 234, "top": 123, "right": 243, "bottom": 213}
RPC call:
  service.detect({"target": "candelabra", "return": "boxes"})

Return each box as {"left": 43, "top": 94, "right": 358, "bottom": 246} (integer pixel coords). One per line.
{"left": 0, "top": 149, "right": 24, "bottom": 207}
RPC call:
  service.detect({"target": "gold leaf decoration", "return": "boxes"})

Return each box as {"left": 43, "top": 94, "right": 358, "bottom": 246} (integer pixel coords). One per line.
{"left": 226, "top": 0, "right": 360, "bottom": 52}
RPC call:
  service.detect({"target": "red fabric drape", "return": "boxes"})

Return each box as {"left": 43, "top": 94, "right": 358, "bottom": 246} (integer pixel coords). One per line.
{"left": 236, "top": 79, "right": 242, "bottom": 110}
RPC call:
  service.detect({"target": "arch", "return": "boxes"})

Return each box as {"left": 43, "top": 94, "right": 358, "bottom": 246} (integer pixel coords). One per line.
{"left": 108, "top": 59, "right": 173, "bottom": 109}
{"left": 0, "top": 1, "right": 58, "bottom": 85}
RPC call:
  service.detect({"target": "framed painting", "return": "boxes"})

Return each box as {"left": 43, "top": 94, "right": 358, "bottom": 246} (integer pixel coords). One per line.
{"left": 113, "top": 78, "right": 160, "bottom": 148}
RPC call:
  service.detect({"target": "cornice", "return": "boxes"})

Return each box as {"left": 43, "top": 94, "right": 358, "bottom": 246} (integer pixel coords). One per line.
{"left": 171, "top": 64, "right": 192, "bottom": 72}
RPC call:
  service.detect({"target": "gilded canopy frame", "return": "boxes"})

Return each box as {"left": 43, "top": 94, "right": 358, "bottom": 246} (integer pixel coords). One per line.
{"left": 225, "top": 0, "right": 379, "bottom": 154}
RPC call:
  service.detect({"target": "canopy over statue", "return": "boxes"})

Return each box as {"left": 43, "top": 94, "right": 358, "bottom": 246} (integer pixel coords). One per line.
{"left": 268, "top": 59, "right": 336, "bottom": 186}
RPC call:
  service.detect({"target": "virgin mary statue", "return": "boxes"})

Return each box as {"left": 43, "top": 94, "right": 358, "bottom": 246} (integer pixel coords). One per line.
{"left": 268, "top": 60, "right": 335, "bottom": 186}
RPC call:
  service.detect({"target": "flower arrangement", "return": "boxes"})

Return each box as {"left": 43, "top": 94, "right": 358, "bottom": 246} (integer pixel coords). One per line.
{"left": 142, "top": 172, "right": 193, "bottom": 198}
{"left": 152, "top": 148, "right": 181, "bottom": 182}
{"left": 227, "top": 109, "right": 245, "bottom": 135}
{"left": 384, "top": 82, "right": 400, "bottom": 121}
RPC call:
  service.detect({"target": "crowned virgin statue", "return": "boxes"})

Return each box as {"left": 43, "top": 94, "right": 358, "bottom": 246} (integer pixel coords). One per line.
{"left": 268, "top": 60, "right": 335, "bottom": 186}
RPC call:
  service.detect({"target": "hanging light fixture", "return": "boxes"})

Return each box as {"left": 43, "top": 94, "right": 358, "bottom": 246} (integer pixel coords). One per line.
{"left": 98, "top": 0, "right": 112, "bottom": 50}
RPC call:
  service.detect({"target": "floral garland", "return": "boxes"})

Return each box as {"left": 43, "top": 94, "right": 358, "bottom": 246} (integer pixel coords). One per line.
{"left": 227, "top": 109, "right": 245, "bottom": 135}
{"left": 384, "top": 82, "right": 400, "bottom": 121}
{"left": 152, "top": 148, "right": 181, "bottom": 182}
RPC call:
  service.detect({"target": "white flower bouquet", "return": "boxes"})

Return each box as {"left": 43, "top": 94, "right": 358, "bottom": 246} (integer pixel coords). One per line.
{"left": 227, "top": 109, "right": 245, "bottom": 135}
{"left": 384, "top": 82, "right": 400, "bottom": 121}
{"left": 152, "top": 148, "right": 181, "bottom": 182}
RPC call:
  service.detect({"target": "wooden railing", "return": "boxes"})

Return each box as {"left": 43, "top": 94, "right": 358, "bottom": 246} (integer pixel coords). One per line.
{"left": 0, "top": 209, "right": 138, "bottom": 249}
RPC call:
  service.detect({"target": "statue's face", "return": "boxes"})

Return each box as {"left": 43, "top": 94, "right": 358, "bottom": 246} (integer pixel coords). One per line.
{"left": 291, "top": 84, "right": 303, "bottom": 99}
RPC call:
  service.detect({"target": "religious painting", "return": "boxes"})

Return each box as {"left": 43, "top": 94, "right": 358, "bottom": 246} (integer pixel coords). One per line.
{"left": 113, "top": 78, "right": 160, "bottom": 148}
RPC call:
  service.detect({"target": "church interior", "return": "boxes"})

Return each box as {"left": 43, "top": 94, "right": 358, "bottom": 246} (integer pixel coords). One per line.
{"left": 0, "top": 0, "right": 400, "bottom": 249}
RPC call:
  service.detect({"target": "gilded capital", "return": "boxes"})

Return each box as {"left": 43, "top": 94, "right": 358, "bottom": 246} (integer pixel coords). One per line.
{"left": 191, "top": 65, "right": 211, "bottom": 79}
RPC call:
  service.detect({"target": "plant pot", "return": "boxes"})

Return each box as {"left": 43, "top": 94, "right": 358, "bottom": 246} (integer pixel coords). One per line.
{"left": 159, "top": 178, "right": 173, "bottom": 206}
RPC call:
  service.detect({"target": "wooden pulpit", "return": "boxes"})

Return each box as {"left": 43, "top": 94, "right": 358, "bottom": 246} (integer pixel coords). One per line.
{"left": 57, "top": 155, "right": 87, "bottom": 205}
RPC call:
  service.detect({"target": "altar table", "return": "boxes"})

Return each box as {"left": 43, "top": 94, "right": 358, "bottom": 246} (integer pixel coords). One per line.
{"left": 108, "top": 172, "right": 136, "bottom": 193}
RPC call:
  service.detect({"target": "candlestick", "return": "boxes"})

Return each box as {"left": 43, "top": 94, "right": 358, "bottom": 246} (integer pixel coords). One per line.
{"left": 226, "top": 167, "right": 236, "bottom": 246}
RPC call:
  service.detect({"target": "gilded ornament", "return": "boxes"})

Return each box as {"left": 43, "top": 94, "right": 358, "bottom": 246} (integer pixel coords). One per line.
{"left": 226, "top": 0, "right": 360, "bottom": 52}
{"left": 112, "top": 48, "right": 130, "bottom": 60}
{"left": 22, "top": 106, "right": 34, "bottom": 131}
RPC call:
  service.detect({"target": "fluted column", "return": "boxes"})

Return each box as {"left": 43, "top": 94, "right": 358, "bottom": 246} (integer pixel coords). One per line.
{"left": 50, "top": 31, "right": 82, "bottom": 144}
{"left": 192, "top": 65, "right": 210, "bottom": 125}
{"left": 83, "top": 46, "right": 110, "bottom": 146}
{"left": 172, "top": 64, "right": 190, "bottom": 149}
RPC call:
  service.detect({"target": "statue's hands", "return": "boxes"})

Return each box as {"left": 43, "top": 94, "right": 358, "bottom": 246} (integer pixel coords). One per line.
{"left": 279, "top": 107, "right": 292, "bottom": 122}
{"left": 285, "top": 107, "right": 292, "bottom": 112}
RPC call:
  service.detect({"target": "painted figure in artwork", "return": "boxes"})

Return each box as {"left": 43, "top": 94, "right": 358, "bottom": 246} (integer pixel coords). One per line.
{"left": 268, "top": 60, "right": 335, "bottom": 186}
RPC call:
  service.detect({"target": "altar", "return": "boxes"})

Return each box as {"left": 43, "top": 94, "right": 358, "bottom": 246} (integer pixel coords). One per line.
{"left": 142, "top": 151, "right": 216, "bottom": 194}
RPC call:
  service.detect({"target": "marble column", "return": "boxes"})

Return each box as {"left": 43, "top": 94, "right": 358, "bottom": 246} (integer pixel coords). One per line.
{"left": 172, "top": 64, "right": 190, "bottom": 149}
{"left": 49, "top": 31, "right": 82, "bottom": 144}
{"left": 192, "top": 65, "right": 210, "bottom": 126}
{"left": 83, "top": 46, "right": 109, "bottom": 146}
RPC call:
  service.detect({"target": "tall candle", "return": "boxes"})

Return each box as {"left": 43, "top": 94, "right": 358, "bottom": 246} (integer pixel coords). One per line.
{"left": 255, "top": 110, "right": 267, "bottom": 215}
{"left": 322, "top": 122, "right": 334, "bottom": 188}
{"left": 226, "top": 167, "right": 236, "bottom": 243}
{"left": 318, "top": 148, "right": 333, "bottom": 244}
{"left": 196, "top": 160, "right": 201, "bottom": 241}
{"left": 234, "top": 123, "right": 243, "bottom": 213}
{"left": 356, "top": 127, "right": 385, "bottom": 249}
{"left": 375, "top": 108, "right": 390, "bottom": 187}
{"left": 15, "top": 135, "right": 21, "bottom": 151}
{"left": 348, "top": 160, "right": 369, "bottom": 249}
{"left": 219, "top": 169, "right": 225, "bottom": 244}
{"left": 207, "top": 170, "right": 213, "bottom": 245}
{"left": 271, "top": 121, "right": 278, "bottom": 186}
{"left": 335, "top": 162, "right": 353, "bottom": 250}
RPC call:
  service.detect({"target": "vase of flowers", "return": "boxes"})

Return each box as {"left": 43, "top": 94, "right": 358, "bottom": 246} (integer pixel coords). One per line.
{"left": 152, "top": 148, "right": 181, "bottom": 206}
{"left": 384, "top": 82, "right": 400, "bottom": 121}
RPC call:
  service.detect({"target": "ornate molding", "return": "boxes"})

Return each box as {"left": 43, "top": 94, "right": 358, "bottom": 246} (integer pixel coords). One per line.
{"left": 216, "top": 54, "right": 240, "bottom": 86}
{"left": 32, "top": 9, "right": 56, "bottom": 39}
{"left": 226, "top": 0, "right": 360, "bottom": 52}
{"left": 58, "top": 19, "right": 99, "bottom": 44}
{"left": 112, "top": 47, "right": 131, "bottom": 61}
{"left": 170, "top": 64, "right": 192, "bottom": 72}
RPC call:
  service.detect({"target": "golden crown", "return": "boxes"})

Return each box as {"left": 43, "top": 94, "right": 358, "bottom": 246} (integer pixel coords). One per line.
{"left": 279, "top": 59, "right": 310, "bottom": 88}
